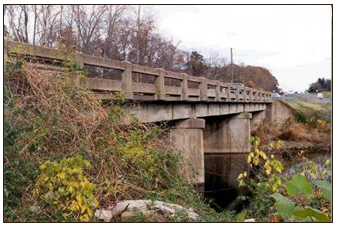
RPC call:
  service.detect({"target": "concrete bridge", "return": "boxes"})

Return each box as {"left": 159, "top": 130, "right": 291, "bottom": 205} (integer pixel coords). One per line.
{"left": 6, "top": 40, "right": 276, "bottom": 191}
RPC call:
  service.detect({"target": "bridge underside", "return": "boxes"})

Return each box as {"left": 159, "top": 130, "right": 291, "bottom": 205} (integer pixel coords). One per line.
{"left": 128, "top": 102, "right": 267, "bottom": 123}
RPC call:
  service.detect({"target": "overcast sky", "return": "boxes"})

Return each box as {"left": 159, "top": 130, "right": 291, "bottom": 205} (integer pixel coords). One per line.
{"left": 151, "top": 5, "right": 331, "bottom": 92}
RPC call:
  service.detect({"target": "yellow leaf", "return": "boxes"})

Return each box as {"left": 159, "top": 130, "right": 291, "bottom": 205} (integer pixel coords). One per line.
{"left": 253, "top": 156, "right": 259, "bottom": 166}
{"left": 265, "top": 166, "right": 272, "bottom": 175}
{"left": 57, "top": 172, "right": 66, "bottom": 180}
{"left": 80, "top": 204, "right": 87, "bottom": 213}
{"left": 247, "top": 152, "right": 254, "bottom": 163}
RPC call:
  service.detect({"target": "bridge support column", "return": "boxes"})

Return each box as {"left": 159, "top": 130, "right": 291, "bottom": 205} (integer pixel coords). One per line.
{"left": 170, "top": 118, "right": 205, "bottom": 191}
{"left": 204, "top": 112, "right": 252, "bottom": 154}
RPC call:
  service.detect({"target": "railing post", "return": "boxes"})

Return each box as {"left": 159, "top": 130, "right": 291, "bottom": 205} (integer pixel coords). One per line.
{"left": 236, "top": 86, "right": 240, "bottom": 102}
{"left": 216, "top": 81, "right": 221, "bottom": 101}
{"left": 181, "top": 73, "right": 189, "bottom": 101}
{"left": 200, "top": 77, "right": 208, "bottom": 101}
{"left": 249, "top": 88, "right": 253, "bottom": 102}
{"left": 227, "top": 83, "right": 231, "bottom": 102}
{"left": 156, "top": 69, "right": 166, "bottom": 100}
{"left": 72, "top": 52, "right": 84, "bottom": 88}
{"left": 122, "top": 62, "right": 134, "bottom": 100}
{"left": 75, "top": 52, "right": 84, "bottom": 69}
{"left": 257, "top": 91, "right": 261, "bottom": 102}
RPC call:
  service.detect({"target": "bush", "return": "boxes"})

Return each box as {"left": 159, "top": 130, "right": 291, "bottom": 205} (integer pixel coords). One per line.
{"left": 33, "top": 155, "right": 97, "bottom": 222}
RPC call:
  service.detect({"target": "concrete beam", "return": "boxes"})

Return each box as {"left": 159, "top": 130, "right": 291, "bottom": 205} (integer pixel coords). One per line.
{"left": 128, "top": 102, "right": 268, "bottom": 123}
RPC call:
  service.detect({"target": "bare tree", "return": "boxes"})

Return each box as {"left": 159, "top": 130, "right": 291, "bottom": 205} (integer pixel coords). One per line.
{"left": 6, "top": 5, "right": 30, "bottom": 43}
{"left": 102, "top": 5, "right": 128, "bottom": 59}
{"left": 72, "top": 5, "right": 107, "bottom": 54}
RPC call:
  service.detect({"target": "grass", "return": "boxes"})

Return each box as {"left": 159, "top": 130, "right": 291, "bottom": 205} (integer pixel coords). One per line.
{"left": 321, "top": 91, "right": 332, "bottom": 99}
{"left": 252, "top": 99, "right": 331, "bottom": 146}
{"left": 280, "top": 100, "right": 331, "bottom": 123}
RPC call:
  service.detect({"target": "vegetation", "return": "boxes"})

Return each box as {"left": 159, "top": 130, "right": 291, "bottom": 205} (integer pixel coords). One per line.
{"left": 33, "top": 155, "right": 98, "bottom": 222}
{"left": 4, "top": 61, "right": 210, "bottom": 222}
{"left": 236, "top": 138, "right": 332, "bottom": 222}
{"left": 252, "top": 99, "right": 331, "bottom": 148}
{"left": 282, "top": 99, "right": 331, "bottom": 123}
{"left": 271, "top": 159, "right": 332, "bottom": 222}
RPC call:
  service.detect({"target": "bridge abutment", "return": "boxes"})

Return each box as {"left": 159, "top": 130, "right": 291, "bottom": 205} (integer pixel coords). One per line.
{"left": 251, "top": 110, "right": 266, "bottom": 132}
{"left": 170, "top": 118, "right": 205, "bottom": 191}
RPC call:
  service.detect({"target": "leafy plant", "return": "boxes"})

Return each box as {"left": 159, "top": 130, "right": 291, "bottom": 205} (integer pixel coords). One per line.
{"left": 238, "top": 137, "right": 284, "bottom": 193}
{"left": 33, "top": 155, "right": 98, "bottom": 222}
{"left": 272, "top": 160, "right": 332, "bottom": 222}
{"left": 236, "top": 137, "right": 284, "bottom": 220}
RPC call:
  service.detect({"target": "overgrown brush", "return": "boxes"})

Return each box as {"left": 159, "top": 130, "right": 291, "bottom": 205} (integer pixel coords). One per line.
{"left": 253, "top": 119, "right": 330, "bottom": 145}
{"left": 4, "top": 60, "right": 207, "bottom": 222}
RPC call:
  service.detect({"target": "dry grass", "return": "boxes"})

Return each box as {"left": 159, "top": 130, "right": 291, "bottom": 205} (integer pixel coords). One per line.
{"left": 4, "top": 61, "right": 201, "bottom": 222}
{"left": 253, "top": 120, "right": 331, "bottom": 146}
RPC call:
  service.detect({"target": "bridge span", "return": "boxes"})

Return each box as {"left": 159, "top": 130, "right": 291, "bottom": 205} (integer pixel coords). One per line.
{"left": 6, "top": 40, "right": 276, "bottom": 191}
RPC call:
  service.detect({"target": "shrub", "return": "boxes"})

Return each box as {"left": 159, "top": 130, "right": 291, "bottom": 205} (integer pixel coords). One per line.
{"left": 237, "top": 137, "right": 284, "bottom": 220}
{"left": 33, "top": 155, "right": 98, "bottom": 222}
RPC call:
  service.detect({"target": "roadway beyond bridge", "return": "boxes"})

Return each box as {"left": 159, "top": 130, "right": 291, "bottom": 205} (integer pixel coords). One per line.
{"left": 6, "top": 40, "right": 285, "bottom": 192}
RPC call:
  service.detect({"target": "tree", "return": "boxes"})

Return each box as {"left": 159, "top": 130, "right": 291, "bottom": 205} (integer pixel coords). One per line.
{"left": 309, "top": 78, "right": 331, "bottom": 92}
{"left": 185, "top": 51, "right": 207, "bottom": 77}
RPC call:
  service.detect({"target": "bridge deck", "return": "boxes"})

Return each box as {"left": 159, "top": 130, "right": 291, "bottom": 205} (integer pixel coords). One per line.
{"left": 5, "top": 40, "right": 272, "bottom": 103}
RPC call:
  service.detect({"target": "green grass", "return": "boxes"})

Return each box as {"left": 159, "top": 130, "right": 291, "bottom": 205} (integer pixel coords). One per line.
{"left": 281, "top": 100, "right": 331, "bottom": 123}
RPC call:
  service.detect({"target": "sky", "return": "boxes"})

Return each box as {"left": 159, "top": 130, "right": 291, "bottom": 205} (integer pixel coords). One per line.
{"left": 151, "top": 5, "right": 332, "bottom": 92}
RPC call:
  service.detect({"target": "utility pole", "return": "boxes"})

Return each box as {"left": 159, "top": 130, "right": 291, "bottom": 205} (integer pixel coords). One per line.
{"left": 230, "top": 48, "right": 234, "bottom": 83}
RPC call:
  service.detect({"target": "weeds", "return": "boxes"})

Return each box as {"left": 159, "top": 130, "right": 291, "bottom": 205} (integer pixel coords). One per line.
{"left": 3, "top": 60, "right": 205, "bottom": 222}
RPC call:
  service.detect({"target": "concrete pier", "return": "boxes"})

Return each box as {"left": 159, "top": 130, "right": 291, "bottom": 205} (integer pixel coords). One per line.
{"left": 204, "top": 112, "right": 252, "bottom": 154}
{"left": 170, "top": 118, "right": 206, "bottom": 189}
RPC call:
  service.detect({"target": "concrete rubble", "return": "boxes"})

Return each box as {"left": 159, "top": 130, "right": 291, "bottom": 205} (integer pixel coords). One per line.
{"left": 95, "top": 199, "right": 199, "bottom": 222}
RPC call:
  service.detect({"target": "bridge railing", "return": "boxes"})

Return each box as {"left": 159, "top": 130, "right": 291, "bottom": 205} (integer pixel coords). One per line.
{"left": 6, "top": 40, "right": 272, "bottom": 103}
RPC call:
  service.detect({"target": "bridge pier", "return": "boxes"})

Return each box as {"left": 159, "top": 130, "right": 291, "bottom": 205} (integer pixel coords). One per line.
{"left": 204, "top": 112, "right": 252, "bottom": 154}
{"left": 170, "top": 118, "right": 205, "bottom": 191}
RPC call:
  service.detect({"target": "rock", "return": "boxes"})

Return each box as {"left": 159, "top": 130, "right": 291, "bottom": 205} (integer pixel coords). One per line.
{"left": 95, "top": 209, "right": 113, "bottom": 222}
{"left": 244, "top": 218, "right": 256, "bottom": 222}
{"left": 29, "top": 205, "right": 40, "bottom": 213}
{"left": 95, "top": 199, "right": 199, "bottom": 222}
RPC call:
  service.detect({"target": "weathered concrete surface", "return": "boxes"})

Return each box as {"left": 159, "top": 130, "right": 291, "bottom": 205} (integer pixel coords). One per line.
{"left": 265, "top": 101, "right": 296, "bottom": 127}
{"left": 251, "top": 110, "right": 266, "bottom": 132}
{"left": 204, "top": 113, "right": 252, "bottom": 154}
{"left": 170, "top": 119, "right": 205, "bottom": 186}
{"left": 128, "top": 102, "right": 265, "bottom": 123}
